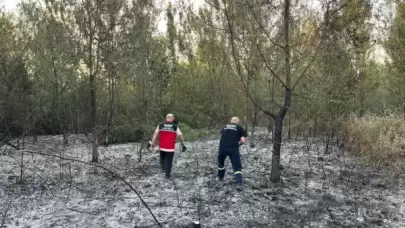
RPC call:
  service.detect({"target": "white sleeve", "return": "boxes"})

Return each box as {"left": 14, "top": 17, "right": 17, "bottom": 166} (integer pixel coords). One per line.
{"left": 176, "top": 127, "right": 182, "bottom": 136}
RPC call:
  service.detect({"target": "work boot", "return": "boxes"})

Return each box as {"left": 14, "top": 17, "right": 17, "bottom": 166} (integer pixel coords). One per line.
{"left": 234, "top": 172, "right": 243, "bottom": 185}
{"left": 218, "top": 168, "right": 225, "bottom": 181}
{"left": 165, "top": 173, "right": 172, "bottom": 180}
{"left": 235, "top": 184, "right": 243, "bottom": 191}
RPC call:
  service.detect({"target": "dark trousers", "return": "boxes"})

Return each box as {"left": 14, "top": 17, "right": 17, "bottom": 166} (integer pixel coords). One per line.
{"left": 218, "top": 147, "right": 243, "bottom": 184}
{"left": 160, "top": 151, "right": 175, "bottom": 178}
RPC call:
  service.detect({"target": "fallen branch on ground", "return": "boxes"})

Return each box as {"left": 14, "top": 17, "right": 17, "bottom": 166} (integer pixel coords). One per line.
{"left": 0, "top": 200, "right": 12, "bottom": 228}
{"left": 15, "top": 149, "right": 162, "bottom": 228}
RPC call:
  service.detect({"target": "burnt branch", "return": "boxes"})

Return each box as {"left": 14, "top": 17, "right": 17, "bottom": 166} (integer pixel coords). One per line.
{"left": 14, "top": 149, "right": 162, "bottom": 228}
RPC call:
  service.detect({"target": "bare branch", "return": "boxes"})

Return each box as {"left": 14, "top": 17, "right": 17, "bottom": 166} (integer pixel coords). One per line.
{"left": 290, "top": 45, "right": 312, "bottom": 66}
{"left": 222, "top": 0, "right": 277, "bottom": 119}
{"left": 187, "top": 8, "right": 228, "bottom": 33}
{"left": 226, "top": 59, "right": 277, "bottom": 120}
{"left": 0, "top": 200, "right": 12, "bottom": 228}
{"left": 244, "top": 0, "right": 284, "bottom": 49}
{"left": 242, "top": 61, "right": 283, "bottom": 110}
{"left": 256, "top": 43, "right": 287, "bottom": 88}
{"left": 204, "top": 0, "right": 221, "bottom": 10}
{"left": 291, "top": 2, "right": 350, "bottom": 91}
{"left": 1, "top": 139, "right": 20, "bottom": 150}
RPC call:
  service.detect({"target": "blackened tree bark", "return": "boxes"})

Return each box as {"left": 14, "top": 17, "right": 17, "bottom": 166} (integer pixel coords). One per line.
{"left": 271, "top": 115, "right": 283, "bottom": 181}
{"left": 77, "top": 0, "right": 100, "bottom": 163}
{"left": 270, "top": 0, "right": 291, "bottom": 182}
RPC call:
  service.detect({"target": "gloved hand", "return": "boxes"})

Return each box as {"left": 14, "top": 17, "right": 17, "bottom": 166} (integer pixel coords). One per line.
{"left": 147, "top": 141, "right": 158, "bottom": 152}
{"left": 181, "top": 143, "right": 187, "bottom": 152}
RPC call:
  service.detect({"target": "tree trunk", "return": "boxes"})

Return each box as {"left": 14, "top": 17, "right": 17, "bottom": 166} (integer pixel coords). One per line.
{"left": 287, "top": 112, "right": 291, "bottom": 139}
{"left": 20, "top": 151, "right": 24, "bottom": 183}
{"left": 88, "top": 3, "right": 98, "bottom": 163}
{"left": 359, "top": 70, "right": 365, "bottom": 117}
{"left": 269, "top": 118, "right": 275, "bottom": 143}
{"left": 105, "top": 73, "right": 115, "bottom": 146}
{"left": 270, "top": 70, "right": 275, "bottom": 143}
{"left": 401, "top": 85, "right": 405, "bottom": 119}
{"left": 138, "top": 141, "right": 144, "bottom": 163}
{"left": 250, "top": 108, "right": 257, "bottom": 148}
{"left": 245, "top": 78, "right": 250, "bottom": 133}
{"left": 270, "top": 0, "right": 291, "bottom": 183}
{"left": 270, "top": 115, "right": 284, "bottom": 182}
{"left": 51, "top": 54, "right": 58, "bottom": 135}
{"left": 90, "top": 74, "right": 98, "bottom": 162}
{"left": 313, "top": 118, "right": 317, "bottom": 137}
{"left": 403, "top": 90, "right": 405, "bottom": 119}
{"left": 63, "top": 132, "right": 69, "bottom": 146}
{"left": 324, "top": 130, "right": 334, "bottom": 155}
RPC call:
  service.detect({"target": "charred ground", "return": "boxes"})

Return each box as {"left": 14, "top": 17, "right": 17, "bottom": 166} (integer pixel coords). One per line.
{"left": 0, "top": 131, "right": 404, "bottom": 228}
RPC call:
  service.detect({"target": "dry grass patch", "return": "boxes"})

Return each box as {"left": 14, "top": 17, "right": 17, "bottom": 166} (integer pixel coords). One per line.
{"left": 345, "top": 114, "right": 405, "bottom": 169}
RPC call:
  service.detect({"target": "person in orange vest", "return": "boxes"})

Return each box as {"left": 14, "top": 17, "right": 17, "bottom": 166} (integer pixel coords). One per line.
{"left": 150, "top": 114, "right": 186, "bottom": 179}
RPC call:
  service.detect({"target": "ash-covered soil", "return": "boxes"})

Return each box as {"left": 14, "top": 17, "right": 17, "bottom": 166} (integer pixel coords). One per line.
{"left": 1, "top": 130, "right": 404, "bottom": 228}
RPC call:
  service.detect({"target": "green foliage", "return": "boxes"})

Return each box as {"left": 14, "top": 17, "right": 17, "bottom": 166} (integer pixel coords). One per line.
{"left": 178, "top": 122, "right": 215, "bottom": 141}
{"left": 386, "top": 1, "right": 405, "bottom": 114}
{"left": 108, "top": 122, "right": 145, "bottom": 144}
{"left": 363, "top": 61, "right": 391, "bottom": 114}
{"left": 165, "top": 56, "right": 245, "bottom": 128}
{"left": 0, "top": 14, "right": 32, "bottom": 135}
{"left": 0, "top": 0, "right": 403, "bottom": 153}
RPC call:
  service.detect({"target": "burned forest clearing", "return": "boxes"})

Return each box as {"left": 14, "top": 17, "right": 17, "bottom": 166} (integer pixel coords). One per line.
{"left": 1, "top": 131, "right": 404, "bottom": 228}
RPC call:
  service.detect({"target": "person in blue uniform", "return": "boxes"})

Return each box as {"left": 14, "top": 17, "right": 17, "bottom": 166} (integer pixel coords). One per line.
{"left": 218, "top": 117, "right": 247, "bottom": 187}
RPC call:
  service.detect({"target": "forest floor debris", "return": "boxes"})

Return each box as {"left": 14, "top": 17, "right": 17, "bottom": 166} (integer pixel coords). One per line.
{"left": 1, "top": 131, "right": 404, "bottom": 227}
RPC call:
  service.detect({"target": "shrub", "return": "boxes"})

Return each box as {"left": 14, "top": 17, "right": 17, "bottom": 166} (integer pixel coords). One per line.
{"left": 345, "top": 114, "right": 405, "bottom": 168}
{"left": 108, "top": 123, "right": 144, "bottom": 144}
{"left": 178, "top": 122, "right": 215, "bottom": 141}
